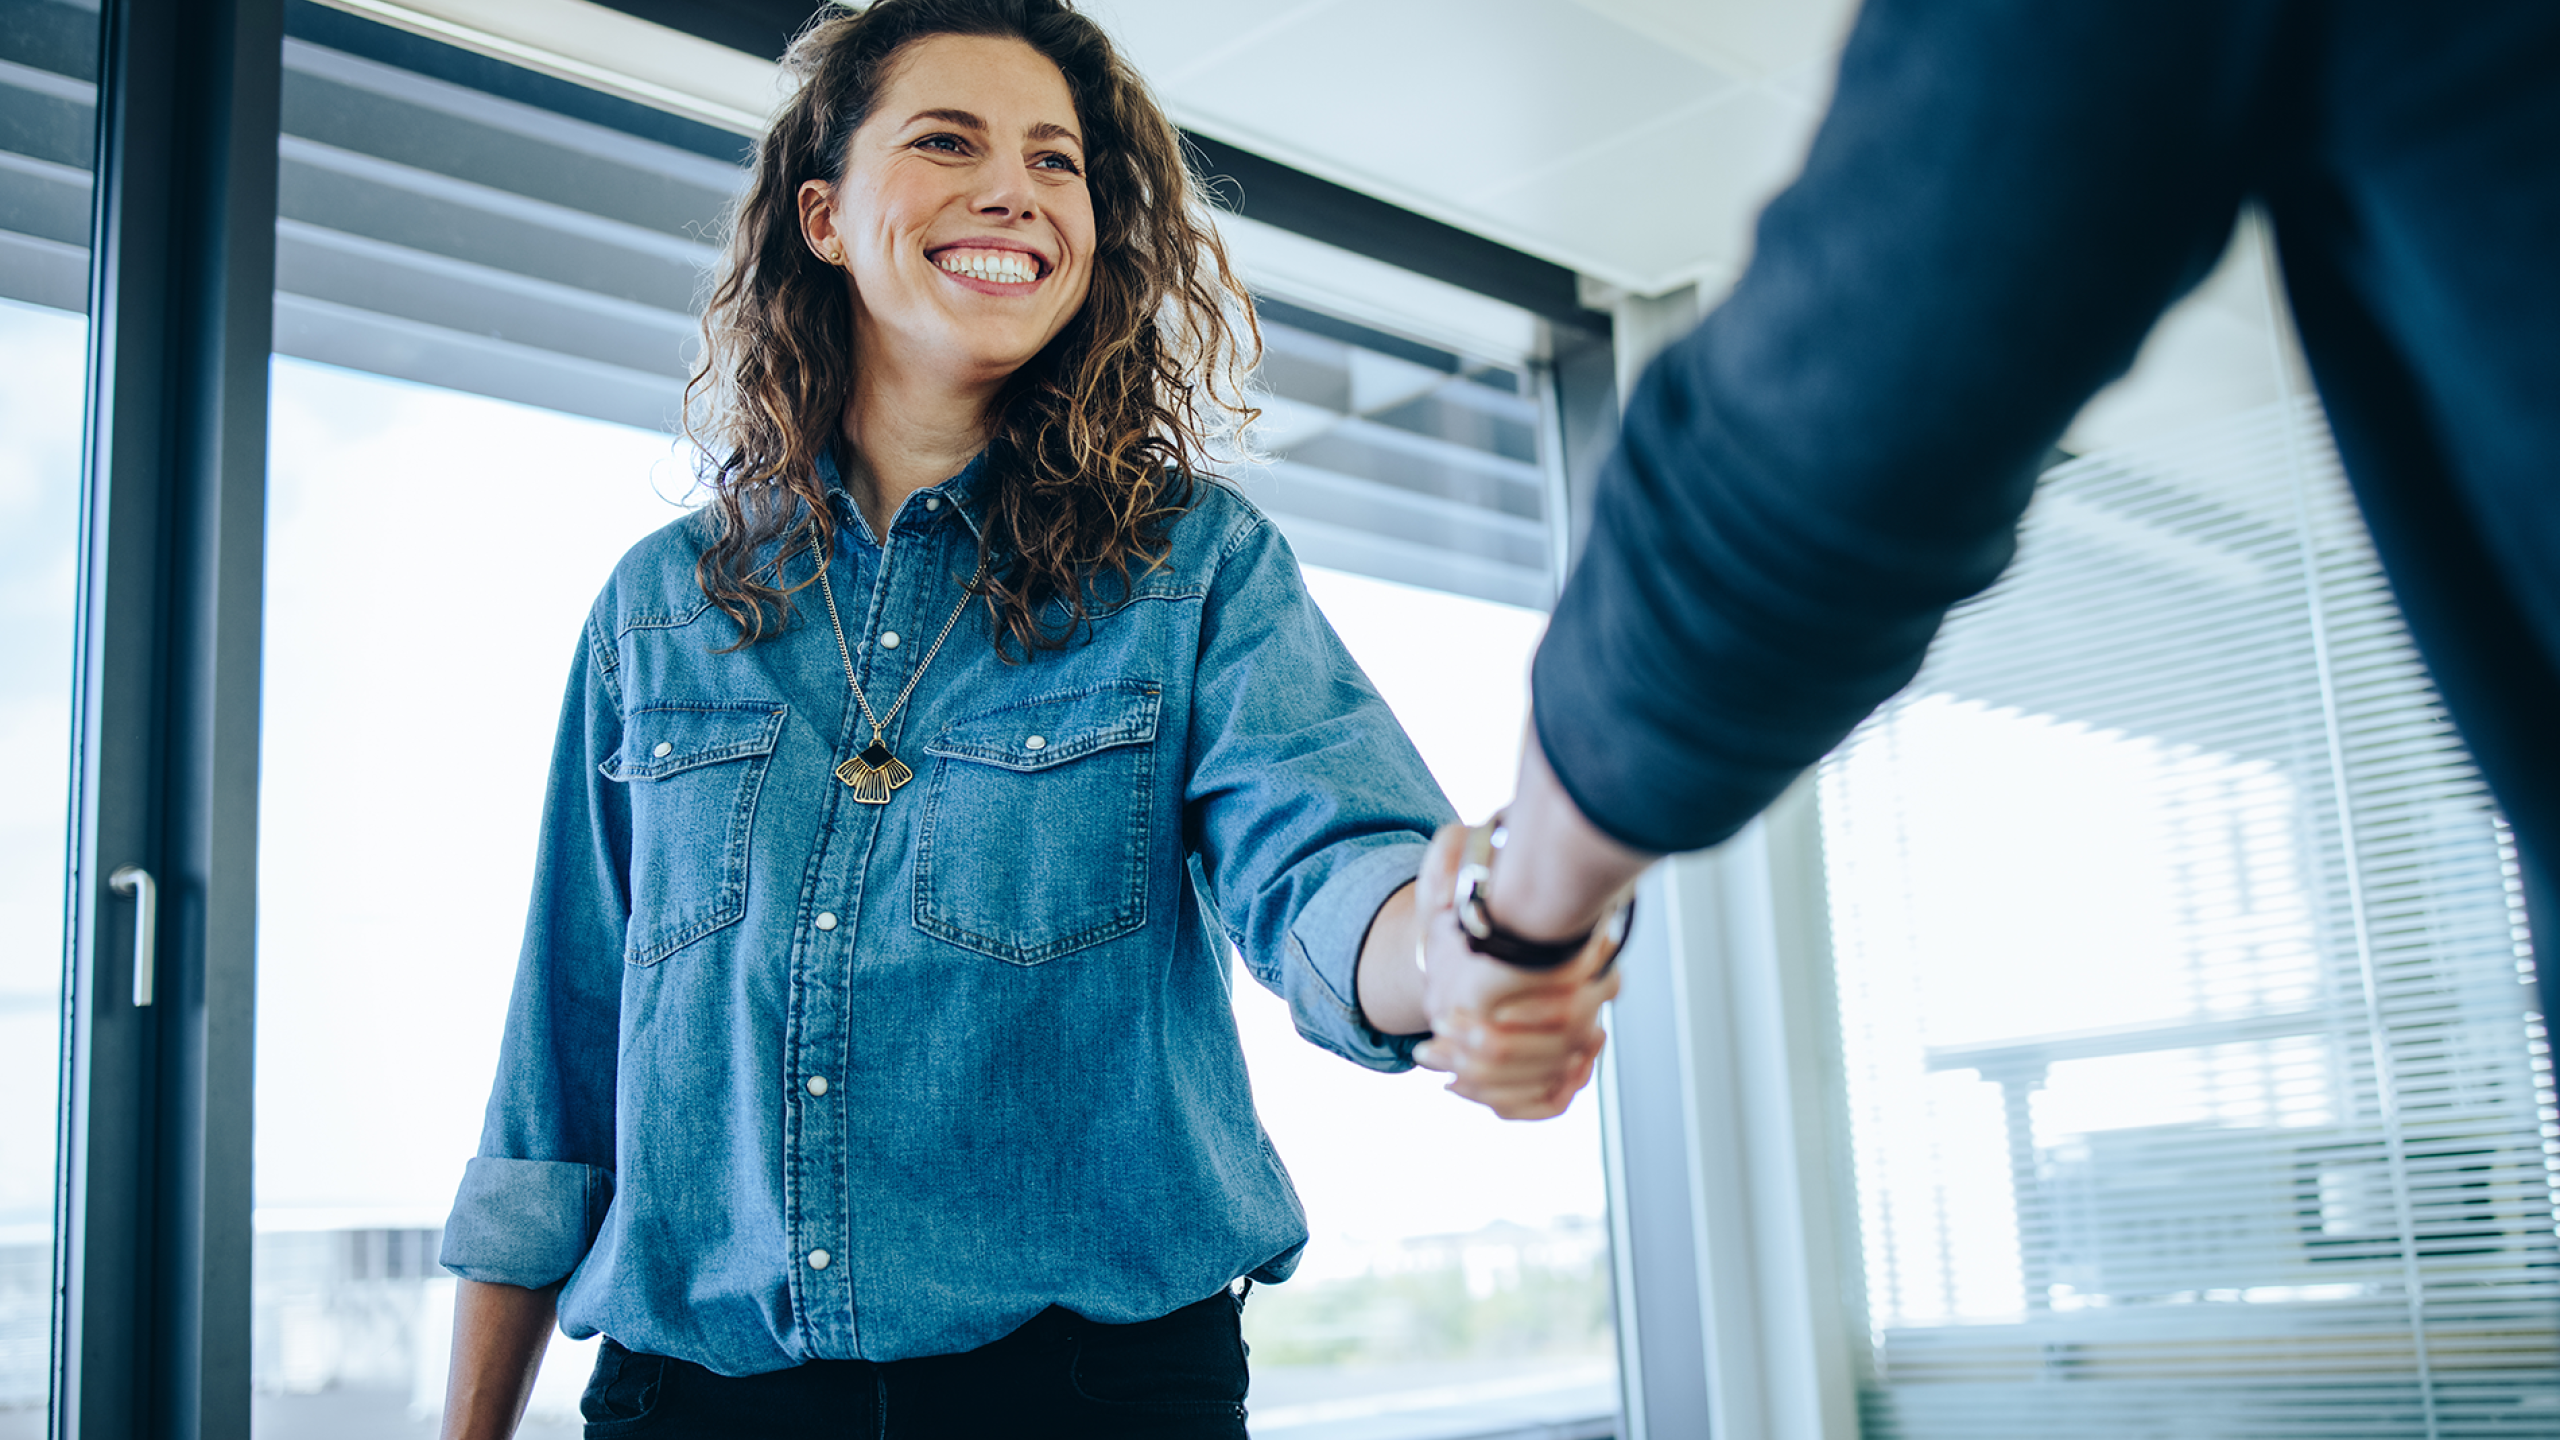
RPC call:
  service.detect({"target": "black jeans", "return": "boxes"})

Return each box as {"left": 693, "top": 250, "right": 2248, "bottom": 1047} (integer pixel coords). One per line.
{"left": 580, "top": 1289, "right": 1250, "bottom": 1439}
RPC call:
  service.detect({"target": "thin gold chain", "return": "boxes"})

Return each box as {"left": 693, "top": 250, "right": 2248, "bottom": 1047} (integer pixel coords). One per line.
{"left": 810, "top": 527, "right": 982, "bottom": 742}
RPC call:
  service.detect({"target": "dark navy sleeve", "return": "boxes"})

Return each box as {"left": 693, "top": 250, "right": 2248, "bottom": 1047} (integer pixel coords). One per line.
{"left": 1532, "top": 0, "right": 2284, "bottom": 853}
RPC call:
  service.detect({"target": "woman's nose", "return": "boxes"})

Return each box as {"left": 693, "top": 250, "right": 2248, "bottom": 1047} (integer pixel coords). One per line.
{"left": 973, "top": 158, "right": 1038, "bottom": 219}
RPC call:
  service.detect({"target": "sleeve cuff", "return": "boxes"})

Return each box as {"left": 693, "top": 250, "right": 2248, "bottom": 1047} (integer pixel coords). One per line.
{"left": 438, "top": 1156, "right": 615, "bottom": 1289}
{"left": 1285, "top": 839, "right": 1430, "bottom": 1073}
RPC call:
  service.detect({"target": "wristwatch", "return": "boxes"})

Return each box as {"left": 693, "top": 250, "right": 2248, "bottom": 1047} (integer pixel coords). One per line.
{"left": 1452, "top": 814, "right": 1635, "bottom": 972}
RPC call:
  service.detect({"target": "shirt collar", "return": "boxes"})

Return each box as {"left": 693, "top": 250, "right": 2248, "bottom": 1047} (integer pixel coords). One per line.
{"left": 815, "top": 444, "right": 997, "bottom": 544}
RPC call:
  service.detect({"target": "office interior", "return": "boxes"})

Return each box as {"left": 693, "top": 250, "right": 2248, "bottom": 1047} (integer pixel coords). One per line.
{"left": 0, "top": 0, "right": 2548, "bottom": 1435}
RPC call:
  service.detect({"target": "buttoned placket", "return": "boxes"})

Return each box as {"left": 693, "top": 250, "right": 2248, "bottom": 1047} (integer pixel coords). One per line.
{"left": 780, "top": 485, "right": 971, "bottom": 1361}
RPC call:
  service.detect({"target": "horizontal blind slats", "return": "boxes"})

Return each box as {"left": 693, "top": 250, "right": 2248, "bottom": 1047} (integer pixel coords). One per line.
{"left": 1819, "top": 398, "right": 2558, "bottom": 1439}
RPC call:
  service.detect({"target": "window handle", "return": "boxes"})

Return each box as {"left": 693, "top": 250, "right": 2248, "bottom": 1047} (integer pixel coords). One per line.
{"left": 109, "top": 865, "right": 156, "bottom": 1007}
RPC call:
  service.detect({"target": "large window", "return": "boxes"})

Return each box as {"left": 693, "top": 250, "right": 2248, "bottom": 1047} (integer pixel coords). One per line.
{"left": 1817, "top": 400, "right": 2557, "bottom": 1436}
{"left": 231, "top": 10, "right": 1614, "bottom": 1438}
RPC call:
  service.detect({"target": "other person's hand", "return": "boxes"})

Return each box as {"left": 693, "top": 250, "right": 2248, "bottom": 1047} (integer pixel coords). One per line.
{"left": 1409, "top": 823, "right": 1623, "bottom": 1119}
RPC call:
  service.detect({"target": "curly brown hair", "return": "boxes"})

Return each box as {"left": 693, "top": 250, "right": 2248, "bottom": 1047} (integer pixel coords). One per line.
{"left": 687, "top": 0, "right": 1258, "bottom": 656}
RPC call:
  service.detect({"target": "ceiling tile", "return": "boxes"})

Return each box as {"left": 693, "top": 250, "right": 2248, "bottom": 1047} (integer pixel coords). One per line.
{"left": 1560, "top": 0, "right": 1861, "bottom": 79}
{"left": 1466, "top": 83, "right": 1814, "bottom": 291}
{"left": 1154, "top": 0, "right": 1736, "bottom": 221}
{"left": 1085, "top": 0, "right": 1856, "bottom": 297}
{"left": 1079, "top": 0, "right": 1338, "bottom": 92}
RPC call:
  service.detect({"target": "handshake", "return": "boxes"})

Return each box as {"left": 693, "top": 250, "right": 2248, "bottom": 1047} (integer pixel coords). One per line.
{"left": 1402, "top": 817, "right": 1633, "bottom": 1121}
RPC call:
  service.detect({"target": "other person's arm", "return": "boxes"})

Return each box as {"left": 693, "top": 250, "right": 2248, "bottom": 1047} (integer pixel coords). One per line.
{"left": 1528, "top": 0, "right": 2270, "bottom": 875}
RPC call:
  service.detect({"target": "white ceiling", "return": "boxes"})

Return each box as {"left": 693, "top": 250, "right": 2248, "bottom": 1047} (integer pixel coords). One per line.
{"left": 1083, "top": 0, "right": 1860, "bottom": 297}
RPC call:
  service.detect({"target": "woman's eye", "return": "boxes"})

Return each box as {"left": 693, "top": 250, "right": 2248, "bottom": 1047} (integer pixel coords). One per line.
{"left": 1036, "top": 153, "right": 1083, "bottom": 175}
{"left": 917, "top": 134, "right": 967, "bottom": 154}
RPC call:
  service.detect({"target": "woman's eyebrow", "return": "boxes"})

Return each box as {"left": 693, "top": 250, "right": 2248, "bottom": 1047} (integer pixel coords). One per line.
{"left": 901, "top": 107, "right": 1079, "bottom": 149}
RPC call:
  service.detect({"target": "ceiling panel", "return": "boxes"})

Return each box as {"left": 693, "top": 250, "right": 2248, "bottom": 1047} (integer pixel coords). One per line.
{"left": 1562, "top": 0, "right": 1860, "bottom": 79}
{"left": 1466, "top": 82, "right": 1810, "bottom": 292}
{"left": 1089, "top": 0, "right": 1808, "bottom": 295}
{"left": 1156, "top": 0, "right": 1734, "bottom": 198}
{"left": 1084, "top": 0, "right": 1314, "bottom": 83}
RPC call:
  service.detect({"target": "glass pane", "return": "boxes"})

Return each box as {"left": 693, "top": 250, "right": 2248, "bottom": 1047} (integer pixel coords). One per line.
{"left": 255, "top": 362, "right": 686, "bottom": 1438}
{"left": 1226, "top": 309, "right": 1616, "bottom": 1436}
{"left": 1817, "top": 401, "right": 2558, "bottom": 1435}
{"left": 1239, "top": 567, "right": 1619, "bottom": 1438}
{"left": 0, "top": 0, "right": 99, "bottom": 1433}
{"left": 253, "top": 12, "right": 729, "bottom": 1433}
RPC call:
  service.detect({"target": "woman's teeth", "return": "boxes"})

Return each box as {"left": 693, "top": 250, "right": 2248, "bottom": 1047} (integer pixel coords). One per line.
{"left": 936, "top": 249, "right": 1039, "bottom": 283}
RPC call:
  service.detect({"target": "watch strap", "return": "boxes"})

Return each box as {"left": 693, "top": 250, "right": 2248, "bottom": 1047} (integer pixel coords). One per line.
{"left": 1452, "top": 817, "right": 1634, "bottom": 971}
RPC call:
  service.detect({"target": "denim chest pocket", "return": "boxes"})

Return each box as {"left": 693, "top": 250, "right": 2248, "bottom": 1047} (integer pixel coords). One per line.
{"left": 914, "top": 679, "right": 1160, "bottom": 966}
{"left": 602, "top": 700, "right": 787, "bottom": 966}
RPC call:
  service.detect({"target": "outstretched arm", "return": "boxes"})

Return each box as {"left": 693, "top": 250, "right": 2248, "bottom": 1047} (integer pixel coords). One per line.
{"left": 1424, "top": 0, "right": 2283, "bottom": 1056}
{"left": 1535, "top": 0, "right": 2270, "bottom": 858}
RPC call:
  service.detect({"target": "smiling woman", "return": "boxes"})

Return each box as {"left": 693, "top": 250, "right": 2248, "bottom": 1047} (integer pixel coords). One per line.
{"left": 429, "top": 4, "right": 1616, "bottom": 1439}
{"left": 688, "top": 2, "right": 1256, "bottom": 660}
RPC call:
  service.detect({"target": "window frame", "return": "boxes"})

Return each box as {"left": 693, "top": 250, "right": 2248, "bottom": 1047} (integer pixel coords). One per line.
{"left": 48, "top": 3, "right": 1637, "bottom": 1438}
{"left": 58, "top": 0, "right": 283, "bottom": 1434}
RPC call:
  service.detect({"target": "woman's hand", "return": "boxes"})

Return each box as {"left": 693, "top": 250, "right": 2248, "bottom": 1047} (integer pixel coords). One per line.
{"left": 1408, "top": 824, "right": 1622, "bottom": 1119}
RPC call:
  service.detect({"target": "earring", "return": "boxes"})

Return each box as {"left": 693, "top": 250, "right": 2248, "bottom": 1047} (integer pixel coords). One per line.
{"left": 824, "top": 246, "right": 842, "bottom": 264}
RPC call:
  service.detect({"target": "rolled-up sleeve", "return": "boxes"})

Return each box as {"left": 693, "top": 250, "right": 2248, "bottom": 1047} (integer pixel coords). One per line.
{"left": 441, "top": 598, "right": 632, "bottom": 1287}
{"left": 1183, "top": 509, "right": 1455, "bottom": 1071}
{"left": 440, "top": 1157, "right": 616, "bottom": 1288}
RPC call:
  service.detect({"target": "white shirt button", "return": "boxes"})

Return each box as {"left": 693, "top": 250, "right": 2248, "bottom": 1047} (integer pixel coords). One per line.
{"left": 879, "top": 631, "right": 901, "bottom": 649}
{"left": 806, "top": 1075, "right": 829, "bottom": 1096}
{"left": 652, "top": 741, "right": 673, "bottom": 758}
{"left": 1025, "top": 735, "right": 1047, "bottom": 751}
{"left": 814, "top": 912, "right": 837, "bottom": 931}
{"left": 924, "top": 496, "right": 942, "bottom": 512}
{"left": 807, "top": 1249, "right": 831, "bottom": 1270}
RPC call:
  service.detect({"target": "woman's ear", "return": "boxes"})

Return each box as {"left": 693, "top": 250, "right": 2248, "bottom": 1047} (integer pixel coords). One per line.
{"left": 798, "top": 179, "right": 843, "bottom": 266}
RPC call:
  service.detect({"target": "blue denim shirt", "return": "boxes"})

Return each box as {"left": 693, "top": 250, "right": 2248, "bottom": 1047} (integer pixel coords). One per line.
{"left": 439, "top": 452, "right": 1453, "bottom": 1372}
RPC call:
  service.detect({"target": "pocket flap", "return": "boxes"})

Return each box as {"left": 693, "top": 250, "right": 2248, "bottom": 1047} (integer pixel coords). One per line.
{"left": 603, "top": 701, "right": 787, "bottom": 781}
{"left": 925, "top": 680, "right": 1160, "bottom": 773}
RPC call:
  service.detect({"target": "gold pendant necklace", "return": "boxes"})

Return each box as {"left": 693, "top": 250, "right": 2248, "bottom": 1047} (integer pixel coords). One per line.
{"left": 812, "top": 525, "right": 983, "bottom": 805}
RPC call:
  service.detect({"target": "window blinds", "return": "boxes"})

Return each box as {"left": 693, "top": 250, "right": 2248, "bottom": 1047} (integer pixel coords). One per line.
{"left": 1816, "top": 397, "right": 2557, "bottom": 1437}
{"left": 1230, "top": 297, "right": 1553, "bottom": 610}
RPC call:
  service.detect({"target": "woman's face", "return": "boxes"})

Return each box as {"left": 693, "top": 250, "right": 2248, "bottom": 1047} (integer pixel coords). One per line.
{"left": 803, "top": 34, "right": 1098, "bottom": 392}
